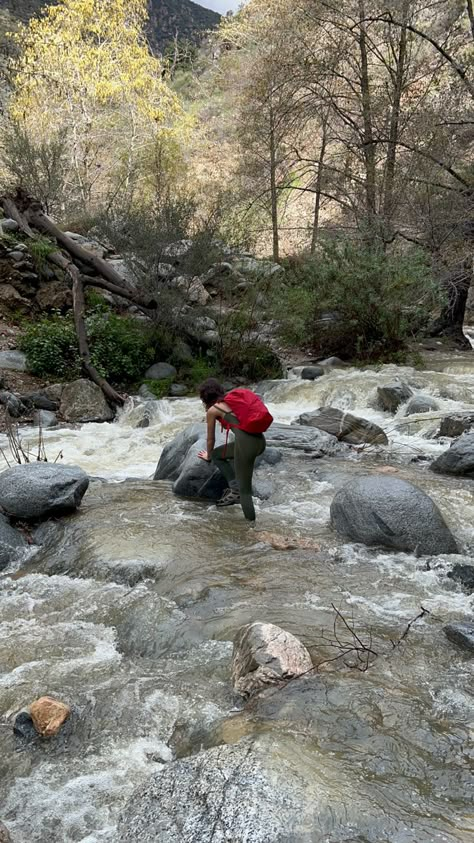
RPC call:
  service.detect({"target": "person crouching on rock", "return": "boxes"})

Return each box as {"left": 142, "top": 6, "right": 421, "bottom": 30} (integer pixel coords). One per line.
{"left": 197, "top": 378, "right": 273, "bottom": 522}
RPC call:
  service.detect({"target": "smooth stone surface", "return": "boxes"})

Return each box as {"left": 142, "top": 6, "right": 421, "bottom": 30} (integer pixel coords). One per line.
{"left": 232, "top": 622, "right": 313, "bottom": 698}
{"left": 170, "top": 383, "right": 188, "bottom": 397}
{"left": 431, "top": 431, "right": 474, "bottom": 477}
{"left": 0, "top": 463, "right": 89, "bottom": 520}
{"left": 118, "top": 737, "right": 313, "bottom": 843}
{"left": 299, "top": 407, "right": 388, "bottom": 445}
{"left": 154, "top": 424, "right": 227, "bottom": 500}
{"left": 0, "top": 351, "right": 27, "bottom": 372}
{"left": 0, "top": 218, "right": 19, "bottom": 233}
{"left": 444, "top": 622, "right": 474, "bottom": 653}
{"left": 405, "top": 394, "right": 439, "bottom": 415}
{"left": 330, "top": 475, "right": 458, "bottom": 555}
{"left": 266, "top": 422, "right": 340, "bottom": 455}
{"left": 60, "top": 379, "right": 115, "bottom": 423}
{"left": 377, "top": 381, "right": 413, "bottom": 413}
{"left": 301, "top": 366, "right": 324, "bottom": 380}
{"left": 0, "top": 513, "right": 27, "bottom": 571}
{"left": 144, "top": 362, "right": 177, "bottom": 381}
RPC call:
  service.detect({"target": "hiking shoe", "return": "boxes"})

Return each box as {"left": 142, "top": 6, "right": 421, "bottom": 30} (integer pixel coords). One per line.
{"left": 216, "top": 489, "right": 241, "bottom": 507}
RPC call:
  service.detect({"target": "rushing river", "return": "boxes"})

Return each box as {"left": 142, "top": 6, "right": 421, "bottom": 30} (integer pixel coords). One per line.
{"left": 0, "top": 355, "right": 473, "bottom": 842}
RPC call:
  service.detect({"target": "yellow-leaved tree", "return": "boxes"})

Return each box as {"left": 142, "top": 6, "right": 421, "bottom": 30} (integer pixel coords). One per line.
{"left": 5, "top": 0, "right": 187, "bottom": 214}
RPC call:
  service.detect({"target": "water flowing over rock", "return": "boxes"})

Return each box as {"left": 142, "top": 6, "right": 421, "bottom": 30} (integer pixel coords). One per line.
{"left": 301, "top": 366, "right": 324, "bottom": 380}
{"left": 298, "top": 407, "right": 388, "bottom": 446}
{"left": 430, "top": 431, "right": 474, "bottom": 476}
{"left": 60, "top": 379, "right": 115, "bottom": 423}
{"left": 444, "top": 622, "right": 474, "bottom": 653}
{"left": 118, "top": 737, "right": 313, "bottom": 843}
{"left": 29, "top": 696, "right": 71, "bottom": 737}
{"left": 439, "top": 413, "right": 474, "bottom": 438}
{"left": 377, "top": 381, "right": 413, "bottom": 413}
{"left": 0, "top": 463, "right": 89, "bottom": 520}
{"left": 0, "top": 513, "right": 27, "bottom": 571}
{"left": 232, "top": 622, "right": 313, "bottom": 697}
{"left": 404, "top": 394, "right": 439, "bottom": 415}
{"left": 330, "top": 475, "right": 458, "bottom": 555}
{"left": 447, "top": 564, "right": 474, "bottom": 593}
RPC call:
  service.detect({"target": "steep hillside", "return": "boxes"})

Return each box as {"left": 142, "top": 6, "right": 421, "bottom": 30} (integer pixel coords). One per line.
{"left": 0, "top": 0, "right": 221, "bottom": 51}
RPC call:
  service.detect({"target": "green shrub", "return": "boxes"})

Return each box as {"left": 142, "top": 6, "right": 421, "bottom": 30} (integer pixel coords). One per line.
{"left": 218, "top": 341, "right": 282, "bottom": 382}
{"left": 273, "top": 240, "right": 442, "bottom": 361}
{"left": 86, "top": 311, "right": 155, "bottom": 383}
{"left": 19, "top": 314, "right": 81, "bottom": 379}
{"left": 142, "top": 377, "right": 173, "bottom": 398}
{"left": 180, "top": 356, "right": 216, "bottom": 386}
{"left": 19, "top": 311, "right": 158, "bottom": 384}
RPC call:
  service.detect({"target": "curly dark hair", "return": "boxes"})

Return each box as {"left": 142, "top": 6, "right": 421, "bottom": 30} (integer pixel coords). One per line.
{"left": 199, "top": 378, "right": 225, "bottom": 409}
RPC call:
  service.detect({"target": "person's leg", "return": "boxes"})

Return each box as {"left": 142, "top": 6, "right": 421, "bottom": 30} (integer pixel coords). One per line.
{"left": 210, "top": 440, "right": 236, "bottom": 487}
{"left": 234, "top": 431, "right": 265, "bottom": 521}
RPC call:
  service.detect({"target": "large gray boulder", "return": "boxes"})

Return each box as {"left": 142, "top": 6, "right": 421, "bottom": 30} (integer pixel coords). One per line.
{"left": 118, "top": 737, "right": 313, "bottom": 843}
{"left": 266, "top": 422, "right": 340, "bottom": 455}
{"left": 299, "top": 407, "right": 388, "bottom": 446}
{"left": 301, "top": 366, "right": 324, "bottom": 380}
{"left": 431, "top": 432, "right": 474, "bottom": 476}
{"left": 60, "top": 379, "right": 115, "bottom": 423}
{"left": 232, "top": 622, "right": 313, "bottom": 698}
{"left": 330, "top": 475, "right": 457, "bottom": 555}
{"left": 377, "top": 381, "right": 413, "bottom": 413}
{"left": 444, "top": 622, "right": 474, "bottom": 653}
{"left": 154, "top": 424, "right": 227, "bottom": 500}
{"left": 0, "top": 513, "right": 28, "bottom": 571}
{"left": 144, "top": 362, "right": 177, "bottom": 381}
{"left": 0, "top": 463, "right": 89, "bottom": 520}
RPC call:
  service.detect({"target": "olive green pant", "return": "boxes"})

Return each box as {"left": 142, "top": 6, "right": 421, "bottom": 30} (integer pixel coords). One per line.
{"left": 211, "top": 426, "right": 266, "bottom": 521}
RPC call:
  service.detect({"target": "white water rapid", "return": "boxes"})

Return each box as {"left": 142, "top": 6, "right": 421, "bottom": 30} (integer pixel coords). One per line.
{"left": 0, "top": 354, "right": 473, "bottom": 842}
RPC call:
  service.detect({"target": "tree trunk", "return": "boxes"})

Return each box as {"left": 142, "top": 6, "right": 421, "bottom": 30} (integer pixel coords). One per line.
{"left": 382, "top": 1, "right": 410, "bottom": 226}
{"left": 358, "top": 0, "right": 377, "bottom": 228}
{"left": 269, "top": 103, "right": 280, "bottom": 262}
{"left": 310, "top": 118, "right": 328, "bottom": 254}
{"left": 430, "top": 262, "right": 473, "bottom": 347}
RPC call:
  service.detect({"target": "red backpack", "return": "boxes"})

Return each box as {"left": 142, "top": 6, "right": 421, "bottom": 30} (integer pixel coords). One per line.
{"left": 221, "top": 388, "right": 273, "bottom": 434}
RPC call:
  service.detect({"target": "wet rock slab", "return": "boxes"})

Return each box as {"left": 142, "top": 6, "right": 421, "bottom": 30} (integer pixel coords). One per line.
{"left": 430, "top": 431, "right": 474, "bottom": 477}
{"left": 118, "top": 737, "right": 314, "bottom": 843}
{"left": 0, "top": 463, "right": 89, "bottom": 520}
{"left": 298, "top": 407, "right": 387, "bottom": 445}
{"left": 444, "top": 622, "right": 474, "bottom": 653}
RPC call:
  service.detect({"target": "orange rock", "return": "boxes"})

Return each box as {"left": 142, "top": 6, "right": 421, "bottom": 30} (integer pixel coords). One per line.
{"left": 255, "top": 531, "right": 320, "bottom": 551}
{"left": 29, "top": 696, "right": 70, "bottom": 738}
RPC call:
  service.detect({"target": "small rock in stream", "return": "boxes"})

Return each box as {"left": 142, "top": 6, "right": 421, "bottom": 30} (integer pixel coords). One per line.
{"left": 232, "top": 621, "right": 313, "bottom": 698}
{"left": 430, "top": 431, "right": 474, "bottom": 477}
{"left": 444, "top": 622, "right": 474, "bottom": 653}
{"left": 447, "top": 564, "right": 474, "bottom": 594}
{"left": 377, "top": 381, "right": 413, "bottom": 413}
{"left": 29, "top": 696, "right": 71, "bottom": 737}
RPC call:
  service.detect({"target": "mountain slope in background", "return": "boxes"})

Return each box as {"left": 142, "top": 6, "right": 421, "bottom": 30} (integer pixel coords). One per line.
{"left": 0, "top": 0, "right": 221, "bottom": 51}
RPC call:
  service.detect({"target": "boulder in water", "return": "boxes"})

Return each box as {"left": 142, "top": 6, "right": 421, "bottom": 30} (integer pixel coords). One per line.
{"left": 232, "top": 622, "right": 313, "bottom": 698}
{"left": 444, "top": 622, "right": 474, "bottom": 653}
{"left": 266, "top": 422, "right": 340, "bottom": 455}
{"left": 301, "top": 365, "right": 324, "bottom": 380}
{"left": 0, "top": 390, "right": 26, "bottom": 417}
{"left": 0, "top": 463, "right": 89, "bottom": 520}
{"left": 144, "top": 362, "right": 177, "bottom": 381}
{"left": 330, "top": 475, "right": 458, "bottom": 555}
{"left": 377, "top": 381, "right": 413, "bottom": 413}
{"left": 29, "top": 696, "right": 71, "bottom": 737}
{"left": 118, "top": 737, "right": 312, "bottom": 843}
{"left": 299, "top": 407, "right": 388, "bottom": 445}
{"left": 60, "top": 379, "right": 115, "bottom": 423}
{"left": 0, "top": 513, "right": 27, "bottom": 571}
{"left": 447, "top": 564, "right": 474, "bottom": 593}
{"left": 439, "top": 414, "right": 474, "bottom": 438}
{"left": 430, "top": 431, "right": 474, "bottom": 477}
{"left": 404, "top": 394, "right": 439, "bottom": 415}
{"left": 33, "top": 409, "right": 58, "bottom": 428}
{"left": 154, "top": 424, "right": 227, "bottom": 500}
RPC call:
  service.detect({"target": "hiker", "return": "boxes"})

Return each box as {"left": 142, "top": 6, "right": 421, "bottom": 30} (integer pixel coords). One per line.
{"left": 197, "top": 378, "right": 273, "bottom": 521}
